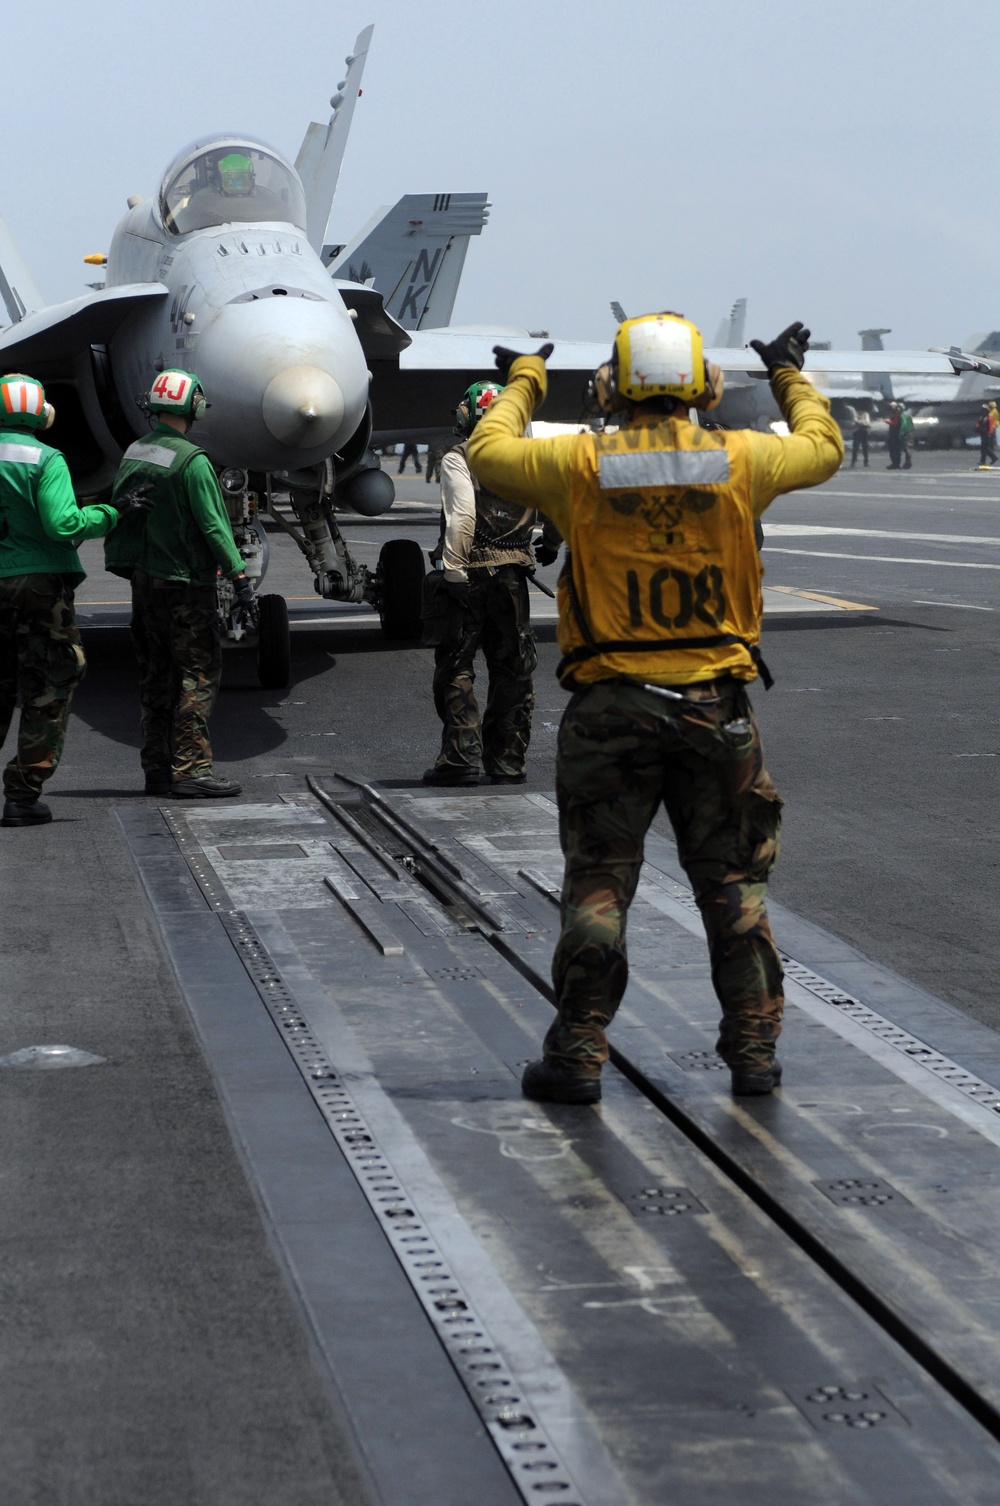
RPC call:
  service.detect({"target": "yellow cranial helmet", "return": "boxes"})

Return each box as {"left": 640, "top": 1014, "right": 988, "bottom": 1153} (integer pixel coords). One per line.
{"left": 615, "top": 312, "right": 706, "bottom": 403}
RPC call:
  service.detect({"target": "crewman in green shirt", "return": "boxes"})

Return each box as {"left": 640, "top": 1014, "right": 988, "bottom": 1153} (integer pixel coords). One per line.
{"left": 107, "top": 369, "right": 254, "bottom": 798}
{"left": 0, "top": 373, "right": 153, "bottom": 827}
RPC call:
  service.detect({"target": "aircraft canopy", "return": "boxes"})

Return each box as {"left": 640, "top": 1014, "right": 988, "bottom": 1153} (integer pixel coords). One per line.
{"left": 160, "top": 137, "right": 307, "bottom": 235}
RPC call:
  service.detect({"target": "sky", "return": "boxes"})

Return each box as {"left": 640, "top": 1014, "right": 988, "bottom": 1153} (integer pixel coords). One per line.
{"left": 1, "top": 1, "right": 994, "bottom": 351}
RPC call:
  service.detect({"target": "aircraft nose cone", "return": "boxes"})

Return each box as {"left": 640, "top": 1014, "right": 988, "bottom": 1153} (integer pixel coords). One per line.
{"left": 262, "top": 365, "right": 345, "bottom": 449}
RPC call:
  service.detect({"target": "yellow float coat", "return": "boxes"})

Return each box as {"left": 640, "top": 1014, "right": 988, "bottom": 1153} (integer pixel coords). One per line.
{"left": 468, "top": 360, "right": 843, "bottom": 686}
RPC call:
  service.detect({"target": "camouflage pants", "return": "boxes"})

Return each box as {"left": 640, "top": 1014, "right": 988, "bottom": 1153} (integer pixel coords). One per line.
{"left": 548, "top": 678, "right": 784, "bottom": 1075}
{"left": 432, "top": 565, "right": 538, "bottom": 776}
{"left": 130, "top": 571, "right": 221, "bottom": 782}
{"left": 0, "top": 573, "right": 86, "bottom": 802}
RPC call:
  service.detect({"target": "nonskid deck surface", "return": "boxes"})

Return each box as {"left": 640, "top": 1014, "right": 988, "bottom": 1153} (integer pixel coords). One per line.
{"left": 118, "top": 782, "right": 1000, "bottom": 1505}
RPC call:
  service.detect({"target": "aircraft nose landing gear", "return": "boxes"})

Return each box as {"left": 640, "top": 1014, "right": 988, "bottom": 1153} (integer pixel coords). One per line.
{"left": 374, "top": 538, "right": 426, "bottom": 641}
{"left": 216, "top": 467, "right": 292, "bottom": 689}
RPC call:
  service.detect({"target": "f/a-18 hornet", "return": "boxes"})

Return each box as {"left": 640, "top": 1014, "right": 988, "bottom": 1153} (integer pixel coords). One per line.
{"left": 0, "top": 25, "right": 435, "bottom": 683}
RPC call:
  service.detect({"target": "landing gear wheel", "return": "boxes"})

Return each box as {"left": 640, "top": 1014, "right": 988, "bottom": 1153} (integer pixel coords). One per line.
{"left": 377, "top": 538, "right": 425, "bottom": 641}
{"left": 256, "top": 593, "right": 291, "bottom": 688}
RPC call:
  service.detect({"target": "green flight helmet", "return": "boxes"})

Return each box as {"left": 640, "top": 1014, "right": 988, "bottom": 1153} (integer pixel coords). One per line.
{"left": 147, "top": 369, "right": 208, "bottom": 421}
{"left": 217, "top": 152, "right": 254, "bottom": 196}
{"left": 0, "top": 373, "right": 55, "bottom": 431}
{"left": 454, "top": 380, "right": 504, "bottom": 436}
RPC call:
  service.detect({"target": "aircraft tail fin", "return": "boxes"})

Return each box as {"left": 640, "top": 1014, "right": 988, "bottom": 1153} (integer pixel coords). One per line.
{"left": 726, "top": 298, "right": 746, "bottom": 348}
{"left": 858, "top": 328, "right": 893, "bottom": 399}
{"left": 712, "top": 298, "right": 747, "bottom": 348}
{"left": 325, "top": 192, "right": 490, "bottom": 329}
{"left": 0, "top": 216, "right": 43, "bottom": 327}
{"left": 296, "top": 23, "right": 374, "bottom": 254}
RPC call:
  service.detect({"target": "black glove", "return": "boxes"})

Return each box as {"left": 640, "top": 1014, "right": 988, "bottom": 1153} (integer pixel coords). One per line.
{"left": 493, "top": 341, "right": 554, "bottom": 383}
{"left": 233, "top": 576, "right": 258, "bottom": 617}
{"left": 749, "top": 322, "right": 811, "bottom": 375}
{"left": 441, "top": 577, "right": 471, "bottom": 608}
{"left": 109, "top": 480, "right": 156, "bottom": 518}
{"left": 534, "top": 542, "right": 559, "bottom": 568}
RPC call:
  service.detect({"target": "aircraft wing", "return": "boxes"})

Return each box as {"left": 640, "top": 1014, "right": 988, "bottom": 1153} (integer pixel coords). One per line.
{"left": 709, "top": 348, "right": 960, "bottom": 377}
{"left": 0, "top": 283, "right": 168, "bottom": 369}
{"left": 399, "top": 328, "right": 609, "bottom": 373}
{"left": 296, "top": 24, "right": 373, "bottom": 253}
{"left": 398, "top": 331, "right": 960, "bottom": 378}
{"left": 373, "top": 330, "right": 964, "bottom": 435}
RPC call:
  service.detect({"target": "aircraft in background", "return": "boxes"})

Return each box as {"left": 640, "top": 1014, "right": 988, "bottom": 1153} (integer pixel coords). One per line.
{"left": 324, "top": 191, "right": 490, "bottom": 330}
{"left": 0, "top": 19, "right": 986, "bottom": 688}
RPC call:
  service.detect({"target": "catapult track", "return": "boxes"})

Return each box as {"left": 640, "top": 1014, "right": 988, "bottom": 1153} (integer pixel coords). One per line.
{"left": 118, "top": 779, "right": 1000, "bottom": 1505}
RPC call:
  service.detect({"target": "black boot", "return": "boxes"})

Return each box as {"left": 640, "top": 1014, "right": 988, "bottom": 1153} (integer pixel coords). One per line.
{"left": 2, "top": 797, "right": 53, "bottom": 827}
{"left": 171, "top": 775, "right": 242, "bottom": 798}
{"left": 730, "top": 1058, "right": 783, "bottom": 1096}
{"left": 422, "top": 764, "right": 480, "bottom": 786}
{"left": 521, "top": 1058, "right": 602, "bottom": 1104}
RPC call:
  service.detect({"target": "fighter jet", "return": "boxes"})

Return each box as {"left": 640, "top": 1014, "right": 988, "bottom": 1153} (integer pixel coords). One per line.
{"left": 0, "top": 25, "right": 431, "bottom": 685}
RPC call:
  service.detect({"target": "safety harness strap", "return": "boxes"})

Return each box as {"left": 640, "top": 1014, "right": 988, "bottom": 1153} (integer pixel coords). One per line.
{"left": 560, "top": 552, "right": 774, "bottom": 688}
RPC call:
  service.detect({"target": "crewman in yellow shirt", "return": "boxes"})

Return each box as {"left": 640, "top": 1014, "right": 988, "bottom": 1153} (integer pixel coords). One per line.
{"left": 468, "top": 314, "right": 843, "bottom": 1101}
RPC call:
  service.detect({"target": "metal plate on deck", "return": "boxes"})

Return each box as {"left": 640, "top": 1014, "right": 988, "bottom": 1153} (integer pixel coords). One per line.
{"left": 119, "top": 790, "right": 1000, "bottom": 1503}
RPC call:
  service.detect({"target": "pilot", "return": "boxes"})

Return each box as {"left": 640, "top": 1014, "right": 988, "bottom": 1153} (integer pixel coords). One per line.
{"left": 422, "top": 379, "right": 561, "bottom": 786}
{"left": 105, "top": 370, "right": 255, "bottom": 798}
{"left": 467, "top": 315, "right": 843, "bottom": 1100}
{"left": 0, "top": 373, "right": 152, "bottom": 826}
{"left": 172, "top": 152, "right": 257, "bottom": 233}
{"left": 214, "top": 152, "right": 255, "bottom": 197}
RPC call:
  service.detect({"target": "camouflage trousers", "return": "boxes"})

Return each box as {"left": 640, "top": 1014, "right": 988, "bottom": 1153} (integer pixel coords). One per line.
{"left": 548, "top": 678, "right": 784, "bottom": 1075}
{"left": 432, "top": 565, "right": 538, "bottom": 777}
{"left": 131, "top": 571, "right": 221, "bottom": 782}
{"left": 0, "top": 573, "right": 86, "bottom": 802}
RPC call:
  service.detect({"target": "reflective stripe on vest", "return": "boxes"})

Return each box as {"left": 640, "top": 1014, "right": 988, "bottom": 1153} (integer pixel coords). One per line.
{"left": 0, "top": 443, "right": 41, "bottom": 465}
{"left": 598, "top": 449, "right": 730, "bottom": 489}
{"left": 124, "top": 442, "right": 176, "bottom": 469}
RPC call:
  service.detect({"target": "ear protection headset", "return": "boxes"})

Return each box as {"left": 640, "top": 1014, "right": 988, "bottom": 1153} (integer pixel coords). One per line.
{"left": 147, "top": 369, "right": 208, "bottom": 423}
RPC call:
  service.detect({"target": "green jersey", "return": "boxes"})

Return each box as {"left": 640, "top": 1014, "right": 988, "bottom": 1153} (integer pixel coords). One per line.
{"left": 0, "top": 429, "right": 117, "bottom": 582}
{"left": 105, "top": 425, "right": 243, "bottom": 584}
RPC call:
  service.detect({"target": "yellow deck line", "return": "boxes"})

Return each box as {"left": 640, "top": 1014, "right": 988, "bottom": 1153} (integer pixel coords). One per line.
{"left": 766, "top": 586, "right": 876, "bottom": 611}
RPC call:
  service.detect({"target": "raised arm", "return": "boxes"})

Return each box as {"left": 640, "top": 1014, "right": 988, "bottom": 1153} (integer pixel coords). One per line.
{"left": 467, "top": 355, "right": 576, "bottom": 536}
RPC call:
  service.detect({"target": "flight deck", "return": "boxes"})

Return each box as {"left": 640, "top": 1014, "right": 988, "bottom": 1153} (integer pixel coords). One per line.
{"left": 7, "top": 454, "right": 1000, "bottom": 1502}
{"left": 115, "top": 775, "right": 1000, "bottom": 1504}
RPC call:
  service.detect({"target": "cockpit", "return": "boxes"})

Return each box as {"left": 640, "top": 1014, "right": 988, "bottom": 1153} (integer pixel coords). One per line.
{"left": 159, "top": 136, "right": 307, "bottom": 236}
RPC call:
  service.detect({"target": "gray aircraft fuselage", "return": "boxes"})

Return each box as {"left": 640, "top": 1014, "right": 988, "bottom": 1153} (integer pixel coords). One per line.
{"left": 105, "top": 134, "right": 370, "bottom": 473}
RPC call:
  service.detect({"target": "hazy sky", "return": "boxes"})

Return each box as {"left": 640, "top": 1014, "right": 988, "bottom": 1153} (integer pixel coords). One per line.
{"left": 2, "top": 1, "right": 992, "bottom": 351}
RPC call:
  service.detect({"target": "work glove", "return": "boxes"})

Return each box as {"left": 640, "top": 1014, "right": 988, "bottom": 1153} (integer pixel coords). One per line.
{"left": 441, "top": 577, "right": 471, "bottom": 608}
{"left": 534, "top": 541, "right": 559, "bottom": 568}
{"left": 109, "top": 480, "right": 156, "bottom": 518}
{"left": 749, "top": 322, "right": 811, "bottom": 375}
{"left": 493, "top": 342, "right": 554, "bottom": 383}
{"left": 233, "top": 576, "right": 259, "bottom": 625}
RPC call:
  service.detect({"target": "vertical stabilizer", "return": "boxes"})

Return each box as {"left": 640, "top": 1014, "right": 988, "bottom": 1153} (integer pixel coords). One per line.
{"left": 296, "top": 24, "right": 373, "bottom": 254}
{"left": 325, "top": 192, "right": 490, "bottom": 329}
{"left": 727, "top": 298, "right": 746, "bottom": 348}
{"left": 859, "top": 328, "right": 893, "bottom": 400}
{"left": 712, "top": 298, "right": 747, "bottom": 348}
{"left": 0, "top": 217, "right": 43, "bottom": 327}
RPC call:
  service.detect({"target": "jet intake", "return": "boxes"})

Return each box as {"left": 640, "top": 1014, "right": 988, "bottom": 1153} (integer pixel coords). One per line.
{"left": 263, "top": 364, "right": 345, "bottom": 448}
